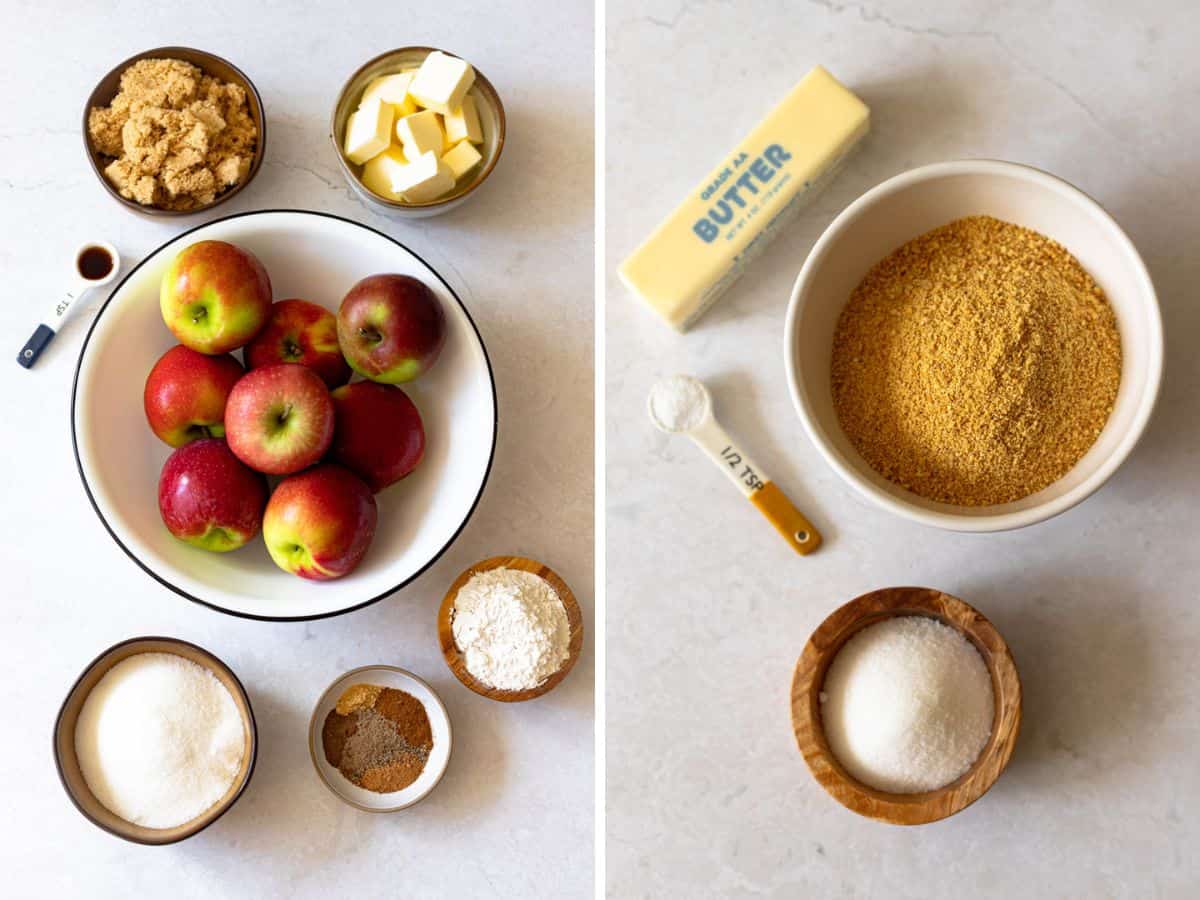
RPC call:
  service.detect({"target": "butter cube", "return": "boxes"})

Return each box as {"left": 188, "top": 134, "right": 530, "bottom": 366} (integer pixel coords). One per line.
{"left": 443, "top": 94, "right": 483, "bottom": 145}
{"left": 391, "top": 150, "right": 456, "bottom": 203}
{"left": 409, "top": 51, "right": 475, "bottom": 115}
{"left": 360, "top": 72, "right": 418, "bottom": 116}
{"left": 396, "top": 109, "right": 445, "bottom": 159}
{"left": 360, "top": 146, "right": 409, "bottom": 199}
{"left": 343, "top": 100, "right": 394, "bottom": 165}
{"left": 442, "top": 141, "right": 482, "bottom": 180}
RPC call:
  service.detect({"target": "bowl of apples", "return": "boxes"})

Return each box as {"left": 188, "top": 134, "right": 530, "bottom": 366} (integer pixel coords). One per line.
{"left": 72, "top": 210, "right": 497, "bottom": 620}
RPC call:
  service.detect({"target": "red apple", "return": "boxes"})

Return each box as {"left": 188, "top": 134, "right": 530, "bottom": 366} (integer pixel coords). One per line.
{"left": 160, "top": 240, "right": 272, "bottom": 354}
{"left": 144, "top": 345, "right": 245, "bottom": 447}
{"left": 158, "top": 438, "right": 268, "bottom": 552}
{"left": 224, "top": 364, "right": 334, "bottom": 475}
{"left": 263, "top": 464, "right": 377, "bottom": 579}
{"left": 336, "top": 274, "right": 446, "bottom": 383}
{"left": 329, "top": 382, "right": 425, "bottom": 492}
{"left": 244, "top": 298, "right": 351, "bottom": 388}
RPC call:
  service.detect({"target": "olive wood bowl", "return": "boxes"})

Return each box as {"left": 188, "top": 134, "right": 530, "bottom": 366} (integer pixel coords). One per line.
{"left": 790, "top": 587, "right": 1021, "bottom": 825}
{"left": 82, "top": 46, "right": 266, "bottom": 217}
{"left": 53, "top": 636, "right": 257, "bottom": 845}
{"left": 438, "top": 555, "right": 583, "bottom": 702}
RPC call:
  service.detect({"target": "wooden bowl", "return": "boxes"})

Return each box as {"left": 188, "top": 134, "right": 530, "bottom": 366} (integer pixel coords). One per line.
{"left": 438, "top": 556, "right": 583, "bottom": 701}
{"left": 790, "top": 587, "right": 1021, "bottom": 825}
{"left": 53, "top": 636, "right": 257, "bottom": 845}
{"left": 82, "top": 46, "right": 266, "bottom": 217}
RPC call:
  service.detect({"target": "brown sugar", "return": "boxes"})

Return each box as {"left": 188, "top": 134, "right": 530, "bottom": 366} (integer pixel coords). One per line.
{"left": 88, "top": 58, "right": 256, "bottom": 210}
{"left": 830, "top": 216, "right": 1122, "bottom": 507}
{"left": 321, "top": 684, "right": 432, "bottom": 794}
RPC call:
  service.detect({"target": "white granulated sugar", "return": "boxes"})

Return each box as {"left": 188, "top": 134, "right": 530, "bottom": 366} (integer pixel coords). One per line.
{"left": 820, "top": 616, "right": 994, "bottom": 793}
{"left": 74, "top": 652, "right": 245, "bottom": 829}
{"left": 648, "top": 374, "right": 708, "bottom": 433}
{"left": 452, "top": 567, "right": 571, "bottom": 691}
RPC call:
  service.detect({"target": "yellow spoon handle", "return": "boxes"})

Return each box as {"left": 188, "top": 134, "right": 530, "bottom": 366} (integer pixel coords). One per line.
{"left": 687, "top": 417, "right": 822, "bottom": 557}
{"left": 750, "top": 481, "right": 822, "bottom": 555}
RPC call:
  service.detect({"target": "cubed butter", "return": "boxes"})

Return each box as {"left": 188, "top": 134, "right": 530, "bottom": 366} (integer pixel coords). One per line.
{"left": 360, "top": 146, "right": 409, "bottom": 199}
{"left": 391, "top": 150, "right": 456, "bottom": 203}
{"left": 443, "top": 94, "right": 483, "bottom": 145}
{"left": 360, "top": 72, "right": 419, "bottom": 116}
{"left": 442, "top": 140, "right": 483, "bottom": 179}
{"left": 343, "top": 99, "right": 395, "bottom": 165}
{"left": 618, "top": 66, "right": 870, "bottom": 331}
{"left": 409, "top": 51, "right": 475, "bottom": 115}
{"left": 396, "top": 109, "right": 445, "bottom": 158}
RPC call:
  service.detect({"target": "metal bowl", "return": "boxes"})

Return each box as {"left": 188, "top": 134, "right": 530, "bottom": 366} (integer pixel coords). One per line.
{"left": 330, "top": 47, "right": 506, "bottom": 218}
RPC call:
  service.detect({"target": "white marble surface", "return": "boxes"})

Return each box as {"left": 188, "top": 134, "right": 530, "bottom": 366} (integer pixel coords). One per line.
{"left": 0, "top": 2, "right": 592, "bottom": 897}
{"left": 606, "top": 1, "right": 1199, "bottom": 897}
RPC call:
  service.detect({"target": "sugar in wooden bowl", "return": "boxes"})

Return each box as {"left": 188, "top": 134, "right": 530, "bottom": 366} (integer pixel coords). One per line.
{"left": 791, "top": 587, "right": 1021, "bottom": 825}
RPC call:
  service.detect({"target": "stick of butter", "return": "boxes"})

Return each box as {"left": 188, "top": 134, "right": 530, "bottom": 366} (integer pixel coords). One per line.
{"left": 618, "top": 66, "right": 869, "bottom": 331}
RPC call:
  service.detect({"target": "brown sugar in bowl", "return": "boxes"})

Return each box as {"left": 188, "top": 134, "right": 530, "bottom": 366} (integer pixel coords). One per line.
{"left": 790, "top": 587, "right": 1021, "bottom": 825}
{"left": 438, "top": 556, "right": 584, "bottom": 702}
{"left": 82, "top": 46, "right": 266, "bottom": 218}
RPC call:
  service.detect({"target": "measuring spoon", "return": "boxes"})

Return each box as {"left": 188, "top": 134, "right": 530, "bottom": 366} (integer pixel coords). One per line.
{"left": 649, "top": 375, "right": 822, "bottom": 556}
{"left": 17, "top": 240, "right": 120, "bottom": 369}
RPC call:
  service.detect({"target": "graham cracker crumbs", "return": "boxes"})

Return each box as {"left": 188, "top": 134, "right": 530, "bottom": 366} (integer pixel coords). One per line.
{"left": 88, "top": 58, "right": 257, "bottom": 210}
{"left": 831, "top": 215, "right": 1122, "bottom": 507}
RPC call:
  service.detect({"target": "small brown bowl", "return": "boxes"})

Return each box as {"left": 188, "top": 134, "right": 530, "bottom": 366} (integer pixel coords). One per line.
{"left": 438, "top": 556, "right": 583, "bottom": 701}
{"left": 82, "top": 47, "right": 266, "bottom": 217}
{"left": 790, "top": 587, "right": 1021, "bottom": 825}
{"left": 330, "top": 47, "right": 506, "bottom": 218}
{"left": 53, "top": 636, "right": 257, "bottom": 845}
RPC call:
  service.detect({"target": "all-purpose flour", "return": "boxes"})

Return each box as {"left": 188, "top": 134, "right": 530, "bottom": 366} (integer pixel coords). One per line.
{"left": 451, "top": 567, "right": 571, "bottom": 691}
{"left": 74, "top": 652, "right": 245, "bottom": 828}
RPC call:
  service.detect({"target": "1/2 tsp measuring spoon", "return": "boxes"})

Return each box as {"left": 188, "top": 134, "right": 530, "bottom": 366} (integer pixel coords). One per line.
{"left": 648, "top": 374, "right": 822, "bottom": 555}
{"left": 17, "top": 240, "right": 121, "bottom": 369}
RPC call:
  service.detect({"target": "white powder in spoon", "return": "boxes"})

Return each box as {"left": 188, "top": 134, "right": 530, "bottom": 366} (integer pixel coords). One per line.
{"left": 451, "top": 567, "right": 570, "bottom": 691}
{"left": 820, "top": 616, "right": 993, "bottom": 793}
{"left": 648, "top": 374, "right": 709, "bottom": 433}
{"left": 74, "top": 652, "right": 245, "bottom": 829}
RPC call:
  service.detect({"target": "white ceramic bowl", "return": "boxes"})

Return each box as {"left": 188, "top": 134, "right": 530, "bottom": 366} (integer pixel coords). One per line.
{"left": 308, "top": 665, "right": 452, "bottom": 812}
{"left": 784, "top": 160, "right": 1162, "bottom": 532}
{"left": 72, "top": 210, "right": 496, "bottom": 619}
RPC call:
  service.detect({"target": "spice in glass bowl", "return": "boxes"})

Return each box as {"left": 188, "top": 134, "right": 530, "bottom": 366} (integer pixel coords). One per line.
{"left": 321, "top": 683, "right": 432, "bottom": 793}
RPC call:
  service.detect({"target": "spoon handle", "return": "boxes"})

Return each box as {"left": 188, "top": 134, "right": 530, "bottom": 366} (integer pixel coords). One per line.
{"left": 16, "top": 284, "right": 87, "bottom": 370}
{"left": 17, "top": 324, "right": 55, "bottom": 369}
{"left": 688, "top": 418, "right": 822, "bottom": 555}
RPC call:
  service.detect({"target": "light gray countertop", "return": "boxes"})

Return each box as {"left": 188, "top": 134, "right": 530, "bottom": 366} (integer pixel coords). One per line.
{"left": 0, "top": 1, "right": 593, "bottom": 896}
{"left": 606, "top": 1, "right": 1198, "bottom": 896}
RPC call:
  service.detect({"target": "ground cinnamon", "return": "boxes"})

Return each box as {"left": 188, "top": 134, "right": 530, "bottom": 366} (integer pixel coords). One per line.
{"left": 321, "top": 684, "right": 432, "bottom": 793}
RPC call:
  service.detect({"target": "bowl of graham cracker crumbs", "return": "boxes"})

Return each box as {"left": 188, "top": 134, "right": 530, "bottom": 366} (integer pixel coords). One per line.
{"left": 785, "top": 160, "right": 1162, "bottom": 532}
{"left": 83, "top": 47, "right": 264, "bottom": 215}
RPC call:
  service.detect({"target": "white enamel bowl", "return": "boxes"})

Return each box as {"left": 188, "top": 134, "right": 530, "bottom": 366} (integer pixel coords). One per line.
{"left": 72, "top": 210, "right": 496, "bottom": 619}
{"left": 308, "top": 666, "right": 452, "bottom": 812}
{"left": 784, "top": 160, "right": 1162, "bottom": 532}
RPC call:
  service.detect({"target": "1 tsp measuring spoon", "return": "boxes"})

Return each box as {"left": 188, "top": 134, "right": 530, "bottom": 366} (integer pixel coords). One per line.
{"left": 17, "top": 240, "right": 120, "bottom": 369}
{"left": 648, "top": 374, "right": 822, "bottom": 555}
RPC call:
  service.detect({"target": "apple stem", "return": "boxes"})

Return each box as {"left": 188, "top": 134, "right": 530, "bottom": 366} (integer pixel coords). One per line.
{"left": 358, "top": 326, "right": 382, "bottom": 344}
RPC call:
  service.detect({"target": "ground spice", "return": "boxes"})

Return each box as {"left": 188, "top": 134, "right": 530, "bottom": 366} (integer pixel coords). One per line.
{"left": 831, "top": 215, "right": 1121, "bottom": 506}
{"left": 321, "top": 684, "right": 432, "bottom": 793}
